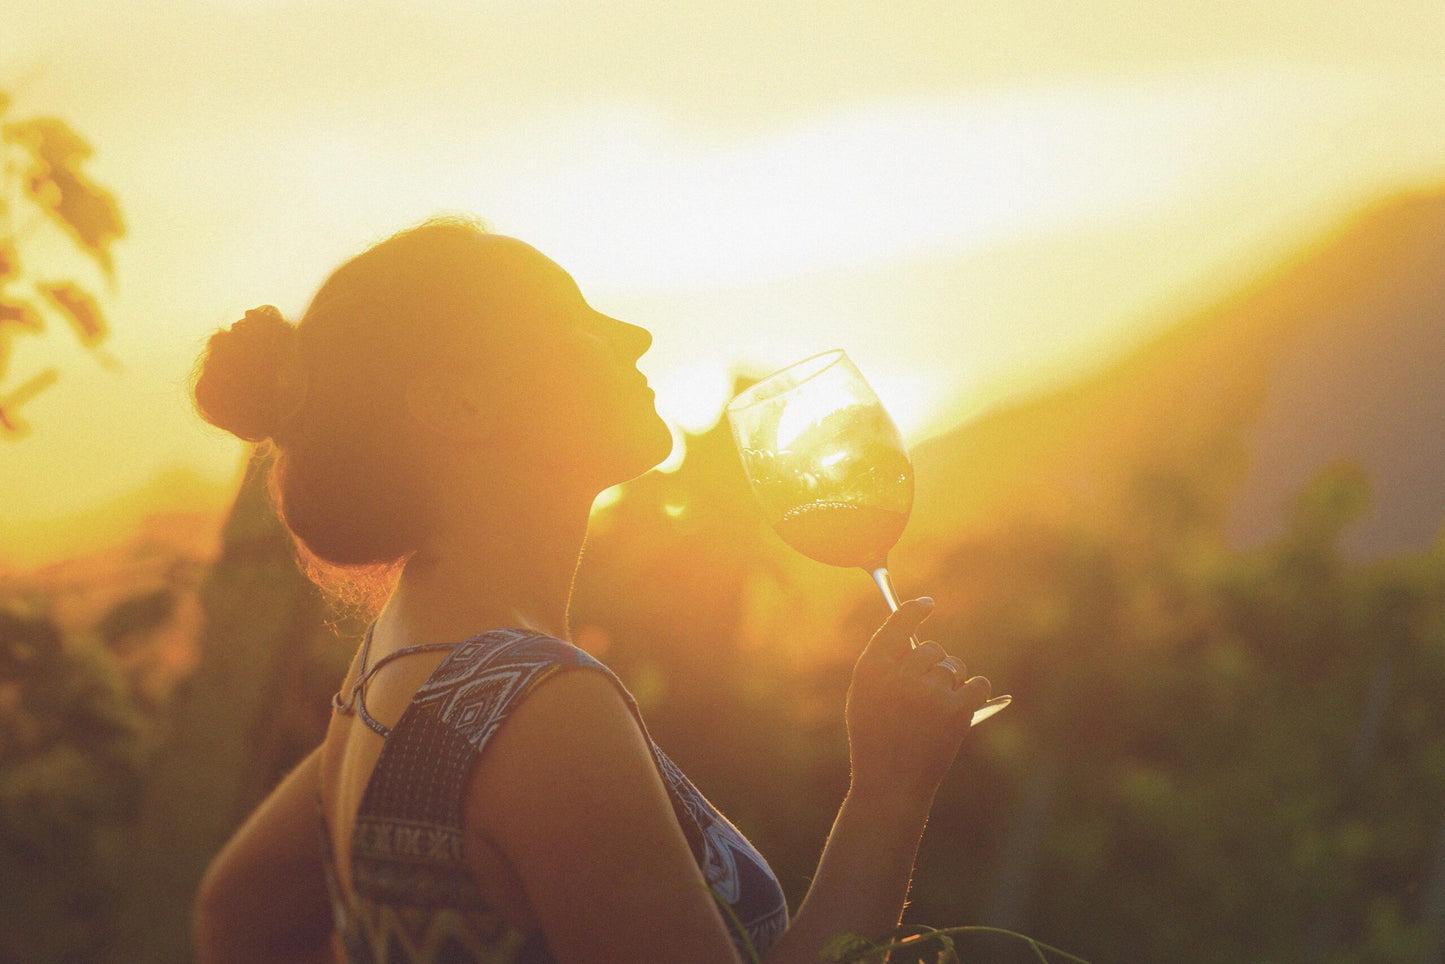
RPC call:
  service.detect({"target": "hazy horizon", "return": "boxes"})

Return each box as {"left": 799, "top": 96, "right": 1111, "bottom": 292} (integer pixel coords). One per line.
{"left": 4, "top": 1, "right": 1445, "bottom": 557}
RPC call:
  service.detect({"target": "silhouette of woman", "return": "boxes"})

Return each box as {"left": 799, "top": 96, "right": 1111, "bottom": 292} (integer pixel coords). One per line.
{"left": 190, "top": 218, "right": 993, "bottom": 963}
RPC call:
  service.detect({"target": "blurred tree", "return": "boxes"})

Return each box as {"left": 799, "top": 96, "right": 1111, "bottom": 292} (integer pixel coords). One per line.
{"left": 903, "top": 461, "right": 1445, "bottom": 963}
{"left": 100, "top": 380, "right": 1442, "bottom": 962}
{"left": 110, "top": 449, "right": 356, "bottom": 963}
{"left": 0, "top": 606, "right": 151, "bottom": 963}
{"left": 0, "top": 90, "right": 124, "bottom": 438}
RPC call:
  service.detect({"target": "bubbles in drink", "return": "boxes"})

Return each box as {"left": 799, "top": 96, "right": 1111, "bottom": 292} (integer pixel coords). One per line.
{"left": 772, "top": 501, "right": 909, "bottom": 569}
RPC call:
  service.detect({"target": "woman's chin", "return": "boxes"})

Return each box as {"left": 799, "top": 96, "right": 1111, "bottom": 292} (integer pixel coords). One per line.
{"left": 646, "top": 409, "right": 675, "bottom": 460}
{"left": 606, "top": 411, "right": 674, "bottom": 484}
{"left": 627, "top": 413, "right": 675, "bottom": 476}
{"left": 561, "top": 407, "right": 675, "bottom": 491}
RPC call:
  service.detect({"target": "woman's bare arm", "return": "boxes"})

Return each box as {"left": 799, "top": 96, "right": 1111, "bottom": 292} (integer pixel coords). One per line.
{"left": 467, "top": 668, "right": 743, "bottom": 963}
{"left": 762, "top": 597, "right": 988, "bottom": 962}
{"left": 762, "top": 791, "right": 931, "bottom": 963}
{"left": 193, "top": 746, "right": 336, "bottom": 964}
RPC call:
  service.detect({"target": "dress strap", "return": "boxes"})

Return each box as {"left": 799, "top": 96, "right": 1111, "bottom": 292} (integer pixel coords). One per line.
{"left": 330, "top": 624, "right": 375, "bottom": 720}
{"left": 331, "top": 624, "right": 460, "bottom": 738}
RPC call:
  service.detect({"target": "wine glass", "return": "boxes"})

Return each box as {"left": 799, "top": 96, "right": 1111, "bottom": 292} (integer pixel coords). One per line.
{"left": 726, "top": 349, "right": 1011, "bottom": 726}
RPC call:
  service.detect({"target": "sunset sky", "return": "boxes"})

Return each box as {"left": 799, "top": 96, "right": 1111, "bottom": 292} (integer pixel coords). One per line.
{"left": 3, "top": 1, "right": 1445, "bottom": 560}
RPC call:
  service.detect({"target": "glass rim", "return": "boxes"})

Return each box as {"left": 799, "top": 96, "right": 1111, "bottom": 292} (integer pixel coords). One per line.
{"left": 724, "top": 348, "right": 849, "bottom": 415}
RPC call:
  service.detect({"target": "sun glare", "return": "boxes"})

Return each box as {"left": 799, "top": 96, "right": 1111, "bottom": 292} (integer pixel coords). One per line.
{"left": 3, "top": 10, "right": 1444, "bottom": 543}
{"left": 650, "top": 362, "right": 733, "bottom": 434}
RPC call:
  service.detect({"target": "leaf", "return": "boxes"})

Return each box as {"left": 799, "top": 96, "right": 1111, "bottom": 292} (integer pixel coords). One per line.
{"left": 3, "top": 118, "right": 125, "bottom": 275}
{"left": 0, "top": 367, "right": 58, "bottom": 438}
{"left": 696, "top": 879, "right": 762, "bottom": 964}
{"left": 820, "top": 933, "right": 880, "bottom": 962}
{"left": 0, "top": 297, "right": 44, "bottom": 382}
{"left": 0, "top": 298, "right": 42, "bottom": 333}
{"left": 38, "top": 282, "right": 106, "bottom": 348}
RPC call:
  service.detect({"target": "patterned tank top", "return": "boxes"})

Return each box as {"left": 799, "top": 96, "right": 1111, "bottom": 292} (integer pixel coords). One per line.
{"left": 320, "top": 628, "right": 789, "bottom": 962}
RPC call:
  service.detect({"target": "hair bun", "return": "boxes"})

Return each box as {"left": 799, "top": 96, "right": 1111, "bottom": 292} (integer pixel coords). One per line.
{"left": 193, "top": 305, "right": 306, "bottom": 443}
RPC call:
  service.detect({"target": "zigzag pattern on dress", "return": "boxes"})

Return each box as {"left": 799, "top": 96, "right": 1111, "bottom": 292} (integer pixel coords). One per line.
{"left": 349, "top": 897, "right": 529, "bottom": 964}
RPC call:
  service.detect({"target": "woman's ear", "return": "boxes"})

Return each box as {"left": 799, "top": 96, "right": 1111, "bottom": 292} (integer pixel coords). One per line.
{"left": 404, "top": 375, "right": 490, "bottom": 441}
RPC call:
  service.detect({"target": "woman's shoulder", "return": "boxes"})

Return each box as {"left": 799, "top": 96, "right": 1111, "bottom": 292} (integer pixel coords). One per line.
{"left": 413, "top": 628, "right": 635, "bottom": 754}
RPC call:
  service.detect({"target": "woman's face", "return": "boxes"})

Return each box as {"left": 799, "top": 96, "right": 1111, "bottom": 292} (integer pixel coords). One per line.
{"left": 450, "top": 237, "right": 674, "bottom": 488}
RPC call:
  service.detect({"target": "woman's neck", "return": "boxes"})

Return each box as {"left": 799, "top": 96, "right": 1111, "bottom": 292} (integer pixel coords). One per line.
{"left": 373, "top": 488, "right": 593, "bottom": 650}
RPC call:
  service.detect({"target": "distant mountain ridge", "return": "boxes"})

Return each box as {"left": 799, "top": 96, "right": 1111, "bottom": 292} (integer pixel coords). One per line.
{"left": 0, "top": 465, "right": 232, "bottom": 572}
{"left": 905, "top": 187, "right": 1445, "bottom": 562}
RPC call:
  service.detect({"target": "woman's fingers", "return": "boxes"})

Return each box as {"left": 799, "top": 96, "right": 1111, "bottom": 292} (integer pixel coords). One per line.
{"left": 955, "top": 674, "right": 992, "bottom": 711}
{"left": 921, "top": 661, "right": 957, "bottom": 689}
{"left": 905, "top": 641, "right": 972, "bottom": 691}
{"left": 847, "top": 601, "right": 993, "bottom": 802}
{"left": 860, "top": 597, "right": 934, "bottom": 663}
{"left": 903, "top": 639, "right": 946, "bottom": 674}
{"left": 918, "top": 652, "right": 966, "bottom": 689}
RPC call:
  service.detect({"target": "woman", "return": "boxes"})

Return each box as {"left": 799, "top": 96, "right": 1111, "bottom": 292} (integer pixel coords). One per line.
{"left": 191, "top": 218, "right": 993, "bottom": 963}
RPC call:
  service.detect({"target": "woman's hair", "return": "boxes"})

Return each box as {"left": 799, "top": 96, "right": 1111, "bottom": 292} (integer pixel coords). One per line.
{"left": 193, "top": 216, "right": 499, "bottom": 598}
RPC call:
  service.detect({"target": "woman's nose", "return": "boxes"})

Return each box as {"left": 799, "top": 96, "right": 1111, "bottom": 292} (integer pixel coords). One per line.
{"left": 599, "top": 314, "right": 652, "bottom": 361}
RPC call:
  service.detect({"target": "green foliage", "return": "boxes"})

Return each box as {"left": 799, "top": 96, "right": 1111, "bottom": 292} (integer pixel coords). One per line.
{"left": 25, "top": 398, "right": 1434, "bottom": 962}
{"left": 0, "top": 92, "right": 125, "bottom": 438}
{"left": 96, "top": 588, "right": 175, "bottom": 647}
{"left": 0, "top": 606, "right": 152, "bottom": 963}
{"left": 579, "top": 440, "right": 1442, "bottom": 963}
{"left": 819, "top": 924, "right": 1092, "bottom": 963}
{"left": 900, "top": 462, "right": 1445, "bottom": 962}
{"left": 106, "top": 448, "right": 360, "bottom": 964}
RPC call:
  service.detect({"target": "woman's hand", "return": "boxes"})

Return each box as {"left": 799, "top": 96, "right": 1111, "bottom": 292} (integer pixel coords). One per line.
{"left": 844, "top": 597, "right": 991, "bottom": 810}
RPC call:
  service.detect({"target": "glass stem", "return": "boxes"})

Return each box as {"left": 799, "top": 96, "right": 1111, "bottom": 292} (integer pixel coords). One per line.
{"left": 868, "top": 563, "right": 921, "bottom": 649}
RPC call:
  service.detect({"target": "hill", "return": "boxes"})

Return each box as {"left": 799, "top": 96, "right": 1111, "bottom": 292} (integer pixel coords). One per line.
{"left": 0, "top": 465, "right": 232, "bottom": 572}
{"left": 905, "top": 187, "right": 1445, "bottom": 563}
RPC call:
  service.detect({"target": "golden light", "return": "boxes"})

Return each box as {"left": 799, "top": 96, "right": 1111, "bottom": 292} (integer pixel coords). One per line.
{"left": 649, "top": 361, "right": 734, "bottom": 434}
{"left": 1, "top": 4, "right": 1443, "bottom": 560}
